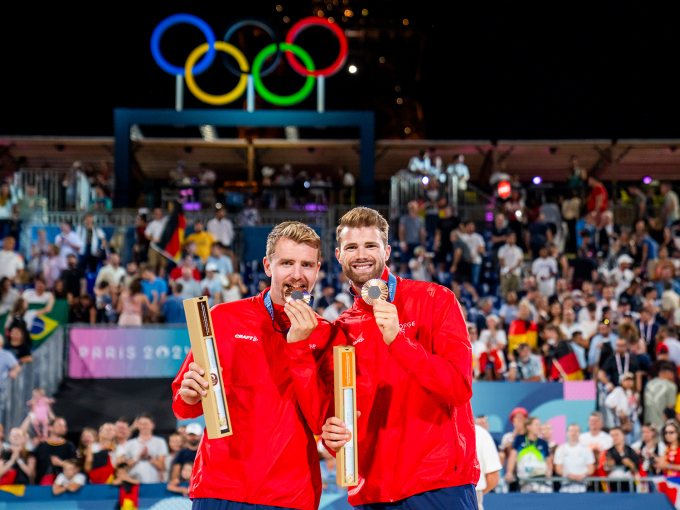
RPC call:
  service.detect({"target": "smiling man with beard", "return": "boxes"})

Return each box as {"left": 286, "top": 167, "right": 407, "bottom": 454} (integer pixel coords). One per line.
{"left": 172, "top": 222, "right": 345, "bottom": 510}
{"left": 319, "top": 207, "right": 479, "bottom": 510}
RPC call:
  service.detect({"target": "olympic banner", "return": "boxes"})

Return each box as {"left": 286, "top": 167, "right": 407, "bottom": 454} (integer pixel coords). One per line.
{"left": 69, "top": 327, "right": 190, "bottom": 379}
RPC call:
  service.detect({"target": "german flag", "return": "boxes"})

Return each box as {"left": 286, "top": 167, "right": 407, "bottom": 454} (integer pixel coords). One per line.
{"left": 508, "top": 320, "right": 538, "bottom": 352}
{"left": 88, "top": 449, "right": 115, "bottom": 484}
{"left": 119, "top": 481, "right": 139, "bottom": 510}
{"left": 549, "top": 340, "right": 584, "bottom": 381}
{"left": 151, "top": 202, "right": 186, "bottom": 263}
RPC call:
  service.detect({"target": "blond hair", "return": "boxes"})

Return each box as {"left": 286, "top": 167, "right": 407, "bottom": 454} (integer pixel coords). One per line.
{"left": 336, "top": 207, "right": 389, "bottom": 248}
{"left": 266, "top": 221, "right": 321, "bottom": 260}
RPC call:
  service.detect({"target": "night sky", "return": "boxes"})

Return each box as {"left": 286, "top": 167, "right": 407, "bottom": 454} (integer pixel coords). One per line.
{"left": 2, "top": 1, "right": 679, "bottom": 140}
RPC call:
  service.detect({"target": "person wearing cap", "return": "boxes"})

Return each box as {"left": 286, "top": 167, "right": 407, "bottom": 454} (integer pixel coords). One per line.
{"left": 611, "top": 254, "right": 635, "bottom": 300}
{"left": 321, "top": 292, "right": 352, "bottom": 322}
{"left": 200, "top": 262, "right": 222, "bottom": 307}
{"left": 499, "top": 407, "right": 529, "bottom": 467}
{"left": 207, "top": 205, "right": 234, "bottom": 249}
{"left": 167, "top": 422, "right": 202, "bottom": 497}
{"left": 605, "top": 372, "right": 640, "bottom": 442}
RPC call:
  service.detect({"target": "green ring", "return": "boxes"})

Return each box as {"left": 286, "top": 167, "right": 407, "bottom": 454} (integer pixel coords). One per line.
{"left": 252, "top": 43, "right": 316, "bottom": 106}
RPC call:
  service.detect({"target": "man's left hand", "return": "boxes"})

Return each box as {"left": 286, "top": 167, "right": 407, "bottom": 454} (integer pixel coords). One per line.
{"left": 373, "top": 300, "right": 400, "bottom": 346}
{"left": 285, "top": 299, "right": 318, "bottom": 343}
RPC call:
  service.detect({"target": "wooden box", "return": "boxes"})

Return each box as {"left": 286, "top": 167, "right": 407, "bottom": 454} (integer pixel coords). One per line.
{"left": 333, "top": 345, "right": 358, "bottom": 487}
{"left": 183, "top": 296, "right": 232, "bottom": 439}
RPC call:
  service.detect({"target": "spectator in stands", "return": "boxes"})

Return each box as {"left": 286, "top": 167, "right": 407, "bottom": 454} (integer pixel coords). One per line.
{"left": 408, "top": 247, "right": 434, "bottom": 282}
{"left": 499, "top": 291, "right": 519, "bottom": 328}
{"left": 176, "top": 267, "right": 202, "bottom": 300}
{"left": 75, "top": 213, "right": 107, "bottom": 273}
{"left": 475, "top": 418, "right": 502, "bottom": 510}
{"left": 222, "top": 273, "right": 248, "bottom": 303}
{"left": 654, "top": 422, "right": 680, "bottom": 477}
{"left": 461, "top": 221, "right": 486, "bottom": 290}
{"left": 0, "top": 428, "right": 35, "bottom": 484}
{"left": 95, "top": 253, "right": 125, "bottom": 288}
{"left": 644, "top": 363, "right": 678, "bottom": 429}
{"left": 239, "top": 198, "right": 260, "bottom": 226}
{"left": 579, "top": 411, "right": 613, "bottom": 467}
{"left": 94, "top": 281, "right": 117, "bottom": 322}
{"left": 122, "top": 261, "right": 139, "bottom": 290}
{"left": 507, "top": 343, "right": 545, "bottom": 382}
{"left": 207, "top": 205, "right": 234, "bottom": 249}
{"left": 0, "top": 237, "right": 24, "bottom": 283}
{"left": 490, "top": 213, "right": 510, "bottom": 269}
{"left": 132, "top": 214, "right": 149, "bottom": 264}
{"left": 206, "top": 243, "right": 234, "bottom": 278}
{"left": 322, "top": 293, "right": 351, "bottom": 322}
{"left": 70, "top": 294, "right": 96, "bottom": 324}
{"left": 0, "top": 277, "right": 19, "bottom": 316}
{"left": 588, "top": 320, "right": 618, "bottom": 370}
{"left": 638, "top": 303, "right": 661, "bottom": 349}
{"left": 169, "top": 256, "right": 201, "bottom": 283}
{"left": 0, "top": 336, "right": 20, "bottom": 386}
{"left": 91, "top": 185, "right": 112, "bottom": 212}
{"left": 0, "top": 182, "right": 18, "bottom": 239}
{"left": 23, "top": 277, "right": 55, "bottom": 320}
{"left": 200, "top": 263, "right": 222, "bottom": 307}
{"left": 120, "top": 413, "right": 168, "bottom": 484}
{"left": 531, "top": 245, "right": 558, "bottom": 297}
{"left": 599, "top": 337, "right": 640, "bottom": 389}
{"left": 604, "top": 427, "right": 639, "bottom": 490}
{"left": 144, "top": 208, "right": 168, "bottom": 275}
{"left": 5, "top": 325, "right": 32, "bottom": 364}
{"left": 115, "top": 418, "right": 133, "bottom": 449}
{"left": 661, "top": 182, "right": 680, "bottom": 227}
{"left": 52, "top": 458, "right": 86, "bottom": 495}
{"left": 586, "top": 176, "right": 608, "bottom": 214}
{"left": 76, "top": 427, "right": 97, "bottom": 462}
{"left": 167, "top": 423, "right": 201, "bottom": 493}
{"left": 118, "top": 279, "right": 155, "bottom": 326}
{"left": 498, "top": 232, "right": 523, "bottom": 295}
{"left": 499, "top": 407, "right": 528, "bottom": 468}
{"left": 554, "top": 423, "right": 595, "bottom": 493}
{"left": 505, "top": 416, "right": 552, "bottom": 493}
{"left": 183, "top": 241, "right": 205, "bottom": 273}
{"left": 434, "top": 205, "right": 459, "bottom": 275}
{"left": 635, "top": 423, "right": 665, "bottom": 476}
{"left": 42, "top": 244, "right": 66, "bottom": 291}
{"left": 184, "top": 221, "right": 215, "bottom": 264}
{"left": 164, "top": 432, "right": 183, "bottom": 482}
{"left": 526, "top": 213, "right": 552, "bottom": 260}
{"left": 140, "top": 263, "right": 167, "bottom": 313}
{"left": 4, "top": 298, "right": 29, "bottom": 344}
{"left": 34, "top": 417, "right": 76, "bottom": 485}
{"left": 161, "top": 283, "right": 186, "bottom": 324}
{"left": 83, "top": 422, "right": 118, "bottom": 484}
{"left": 604, "top": 372, "right": 640, "bottom": 443}
{"left": 399, "top": 201, "right": 426, "bottom": 273}
{"left": 59, "top": 253, "right": 86, "bottom": 304}
{"left": 55, "top": 221, "right": 83, "bottom": 262}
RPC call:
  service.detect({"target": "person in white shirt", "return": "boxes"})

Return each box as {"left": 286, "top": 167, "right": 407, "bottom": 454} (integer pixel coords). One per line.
{"left": 595, "top": 285, "right": 618, "bottom": 321}
{"left": 52, "top": 459, "right": 87, "bottom": 495}
{"left": 461, "top": 221, "right": 486, "bottom": 289}
{"left": 144, "top": 208, "right": 168, "bottom": 273}
{"left": 554, "top": 423, "right": 595, "bottom": 493}
{"left": 55, "top": 221, "right": 83, "bottom": 261}
{"left": 560, "top": 308, "right": 580, "bottom": 339}
{"left": 0, "top": 237, "right": 24, "bottom": 282}
{"left": 75, "top": 213, "right": 107, "bottom": 272}
{"left": 531, "top": 246, "right": 558, "bottom": 297}
{"left": 611, "top": 255, "right": 635, "bottom": 299}
{"left": 206, "top": 206, "right": 234, "bottom": 248}
{"left": 498, "top": 232, "right": 523, "bottom": 294}
{"left": 579, "top": 412, "right": 613, "bottom": 465}
{"left": 119, "top": 413, "right": 168, "bottom": 484}
{"left": 604, "top": 372, "right": 640, "bottom": 442}
{"left": 22, "top": 277, "right": 55, "bottom": 317}
{"left": 95, "top": 253, "right": 126, "bottom": 288}
{"left": 475, "top": 422, "right": 502, "bottom": 509}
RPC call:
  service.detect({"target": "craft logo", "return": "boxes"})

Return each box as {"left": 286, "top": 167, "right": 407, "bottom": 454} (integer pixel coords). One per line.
{"left": 351, "top": 334, "right": 365, "bottom": 346}
{"left": 235, "top": 334, "right": 259, "bottom": 342}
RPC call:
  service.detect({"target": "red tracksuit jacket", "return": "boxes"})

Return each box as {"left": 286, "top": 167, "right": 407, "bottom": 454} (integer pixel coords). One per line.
{"left": 171, "top": 289, "right": 344, "bottom": 509}
{"left": 317, "top": 269, "right": 480, "bottom": 505}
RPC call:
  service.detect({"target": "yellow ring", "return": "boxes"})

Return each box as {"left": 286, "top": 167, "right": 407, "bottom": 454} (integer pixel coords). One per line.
{"left": 184, "top": 41, "right": 249, "bottom": 105}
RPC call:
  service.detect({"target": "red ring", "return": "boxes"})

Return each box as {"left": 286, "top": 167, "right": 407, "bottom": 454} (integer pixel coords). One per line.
{"left": 285, "top": 17, "right": 348, "bottom": 77}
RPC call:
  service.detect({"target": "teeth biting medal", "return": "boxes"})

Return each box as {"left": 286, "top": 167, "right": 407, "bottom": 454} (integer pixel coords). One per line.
{"left": 361, "top": 279, "right": 388, "bottom": 305}
{"left": 284, "top": 286, "right": 311, "bottom": 305}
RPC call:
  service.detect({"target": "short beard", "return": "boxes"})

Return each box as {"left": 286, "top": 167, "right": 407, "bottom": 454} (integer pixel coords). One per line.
{"left": 342, "top": 258, "right": 385, "bottom": 286}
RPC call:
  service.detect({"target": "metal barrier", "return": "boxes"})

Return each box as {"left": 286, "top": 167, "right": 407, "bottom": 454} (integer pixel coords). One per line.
{"left": 508, "top": 475, "right": 660, "bottom": 493}
{"left": 0, "top": 326, "right": 65, "bottom": 432}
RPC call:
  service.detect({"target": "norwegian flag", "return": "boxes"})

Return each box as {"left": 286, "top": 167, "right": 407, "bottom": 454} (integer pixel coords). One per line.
{"left": 656, "top": 476, "right": 680, "bottom": 508}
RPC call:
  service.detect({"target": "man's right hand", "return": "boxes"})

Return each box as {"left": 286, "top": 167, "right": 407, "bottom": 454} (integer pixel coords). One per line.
{"left": 321, "top": 417, "right": 351, "bottom": 452}
{"left": 179, "top": 362, "right": 208, "bottom": 405}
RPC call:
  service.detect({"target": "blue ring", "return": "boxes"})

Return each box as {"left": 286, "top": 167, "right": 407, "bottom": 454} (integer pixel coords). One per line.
{"left": 151, "top": 13, "right": 217, "bottom": 76}
{"left": 222, "top": 19, "right": 281, "bottom": 78}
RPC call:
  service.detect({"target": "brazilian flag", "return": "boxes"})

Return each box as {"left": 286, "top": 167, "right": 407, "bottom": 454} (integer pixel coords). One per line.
{"left": 0, "top": 298, "right": 69, "bottom": 349}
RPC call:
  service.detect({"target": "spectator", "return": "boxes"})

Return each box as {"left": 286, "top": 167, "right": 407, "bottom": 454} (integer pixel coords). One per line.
{"left": 579, "top": 412, "right": 613, "bottom": 466}
{"left": 653, "top": 422, "right": 680, "bottom": 477}
{"left": 526, "top": 213, "right": 552, "bottom": 260}
{"left": 461, "top": 221, "right": 486, "bottom": 290}
{"left": 569, "top": 331, "right": 588, "bottom": 371}
{"left": 505, "top": 416, "right": 552, "bottom": 493}
{"left": 118, "top": 279, "right": 154, "bottom": 326}
{"left": 122, "top": 261, "right": 139, "bottom": 290}
{"left": 184, "top": 221, "right": 215, "bottom": 264}
{"left": 554, "top": 424, "right": 595, "bottom": 493}
{"left": 95, "top": 253, "right": 126, "bottom": 288}
{"left": 499, "top": 291, "right": 519, "bottom": 328}
{"left": 450, "top": 230, "right": 474, "bottom": 292}
{"left": 5, "top": 325, "right": 32, "bottom": 364}
{"left": 0, "top": 335, "right": 20, "bottom": 386}
{"left": 59, "top": 253, "right": 86, "bottom": 304}
{"left": 507, "top": 343, "right": 545, "bottom": 382}
{"left": 169, "top": 256, "right": 201, "bottom": 283}
{"left": 239, "top": 198, "right": 260, "bottom": 226}
{"left": 140, "top": 263, "right": 167, "bottom": 308}
{"left": 434, "top": 206, "right": 460, "bottom": 274}
{"left": 644, "top": 363, "right": 678, "bottom": 429}
{"left": 164, "top": 432, "right": 183, "bottom": 482}
{"left": 176, "top": 267, "right": 202, "bottom": 300}
{"left": 604, "top": 372, "right": 640, "bottom": 442}
{"left": 499, "top": 407, "right": 528, "bottom": 466}
{"left": 77, "top": 427, "right": 97, "bottom": 462}
{"left": 0, "top": 237, "right": 24, "bottom": 282}
{"left": 604, "top": 427, "right": 639, "bottom": 490}
{"left": 55, "top": 221, "right": 83, "bottom": 262}
{"left": 22, "top": 277, "right": 55, "bottom": 323}
{"left": 531, "top": 245, "right": 558, "bottom": 296}
{"left": 490, "top": 213, "right": 510, "bottom": 267}
{"left": 70, "top": 294, "right": 96, "bottom": 324}
{"left": 508, "top": 300, "right": 538, "bottom": 351}
{"left": 408, "top": 247, "right": 434, "bottom": 282}
{"left": 91, "top": 185, "right": 112, "bottom": 211}
{"left": 111, "top": 462, "right": 139, "bottom": 490}
{"left": 322, "top": 293, "right": 352, "bottom": 322}
{"left": 75, "top": 213, "right": 107, "bottom": 273}
{"left": 183, "top": 241, "right": 205, "bottom": 273}
{"left": 399, "top": 201, "right": 426, "bottom": 273}
{"left": 637, "top": 303, "right": 661, "bottom": 349}
{"left": 661, "top": 182, "right": 680, "bottom": 227}
{"left": 588, "top": 320, "right": 618, "bottom": 370}
{"left": 206, "top": 206, "right": 234, "bottom": 248}
{"left": 611, "top": 255, "right": 635, "bottom": 300}
{"left": 4, "top": 297, "right": 29, "bottom": 342}
{"left": 94, "top": 281, "right": 117, "bottom": 323}
{"left": 42, "top": 244, "right": 67, "bottom": 291}
{"left": 598, "top": 337, "right": 640, "bottom": 389}
{"left": 167, "top": 422, "right": 202, "bottom": 495}
{"left": 475, "top": 418, "right": 502, "bottom": 510}
{"left": 562, "top": 191, "right": 582, "bottom": 253}
{"left": 586, "top": 176, "right": 608, "bottom": 213}
{"left": 635, "top": 423, "right": 665, "bottom": 477}
{"left": 200, "top": 263, "right": 222, "bottom": 307}
{"left": 29, "top": 229, "right": 50, "bottom": 277}
{"left": 222, "top": 273, "right": 247, "bottom": 303}
{"left": 498, "top": 232, "right": 523, "bottom": 294}
{"left": 0, "top": 182, "right": 18, "bottom": 239}
{"left": 206, "top": 243, "right": 234, "bottom": 277}
{"left": 83, "top": 422, "right": 119, "bottom": 484}
{"left": 161, "top": 283, "right": 187, "bottom": 324}
{"left": 120, "top": 413, "right": 168, "bottom": 484}
{"left": 0, "top": 277, "right": 19, "bottom": 315}
{"left": 144, "top": 208, "right": 168, "bottom": 274}
{"left": 132, "top": 214, "right": 149, "bottom": 264}
{"left": 52, "top": 458, "right": 86, "bottom": 495}
{"left": 0, "top": 428, "right": 35, "bottom": 485}
{"left": 115, "top": 418, "right": 133, "bottom": 449}
{"left": 34, "top": 417, "right": 77, "bottom": 485}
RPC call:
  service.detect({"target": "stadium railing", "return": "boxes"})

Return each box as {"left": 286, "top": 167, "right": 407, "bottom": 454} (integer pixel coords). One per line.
{"left": 0, "top": 326, "right": 65, "bottom": 432}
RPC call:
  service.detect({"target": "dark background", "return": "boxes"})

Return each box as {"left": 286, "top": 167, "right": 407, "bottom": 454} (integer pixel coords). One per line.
{"left": 1, "top": 1, "right": 678, "bottom": 140}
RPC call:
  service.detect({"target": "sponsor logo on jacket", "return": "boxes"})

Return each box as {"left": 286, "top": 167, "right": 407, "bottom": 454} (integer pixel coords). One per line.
{"left": 235, "top": 334, "right": 259, "bottom": 342}
{"left": 400, "top": 321, "right": 415, "bottom": 330}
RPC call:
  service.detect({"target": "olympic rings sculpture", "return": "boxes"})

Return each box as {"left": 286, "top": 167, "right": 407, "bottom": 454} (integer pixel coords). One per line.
{"left": 150, "top": 14, "right": 348, "bottom": 107}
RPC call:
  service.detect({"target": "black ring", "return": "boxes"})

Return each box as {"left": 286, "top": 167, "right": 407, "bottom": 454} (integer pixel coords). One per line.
{"left": 222, "top": 19, "right": 281, "bottom": 77}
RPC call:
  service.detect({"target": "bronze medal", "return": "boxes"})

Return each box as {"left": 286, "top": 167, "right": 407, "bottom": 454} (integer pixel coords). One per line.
{"left": 361, "top": 279, "right": 388, "bottom": 305}
{"left": 284, "top": 286, "right": 311, "bottom": 305}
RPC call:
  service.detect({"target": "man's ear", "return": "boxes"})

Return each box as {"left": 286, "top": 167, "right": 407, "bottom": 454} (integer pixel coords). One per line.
{"left": 384, "top": 244, "right": 391, "bottom": 262}
{"left": 335, "top": 247, "right": 341, "bottom": 262}
{"left": 263, "top": 256, "right": 272, "bottom": 277}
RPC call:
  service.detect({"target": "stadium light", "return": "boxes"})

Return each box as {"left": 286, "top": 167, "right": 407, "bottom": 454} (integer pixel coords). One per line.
{"left": 643, "top": 176, "right": 652, "bottom": 184}
{"left": 532, "top": 176, "right": 542, "bottom": 185}
{"left": 422, "top": 176, "right": 429, "bottom": 185}
{"left": 348, "top": 65, "right": 357, "bottom": 74}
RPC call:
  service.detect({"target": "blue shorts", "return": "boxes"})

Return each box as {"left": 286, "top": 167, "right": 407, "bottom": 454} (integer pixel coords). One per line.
{"left": 355, "top": 485, "right": 478, "bottom": 510}
{"left": 193, "top": 499, "right": 298, "bottom": 510}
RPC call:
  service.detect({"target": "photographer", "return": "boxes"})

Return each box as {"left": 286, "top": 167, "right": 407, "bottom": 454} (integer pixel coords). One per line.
{"left": 408, "top": 246, "right": 435, "bottom": 282}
